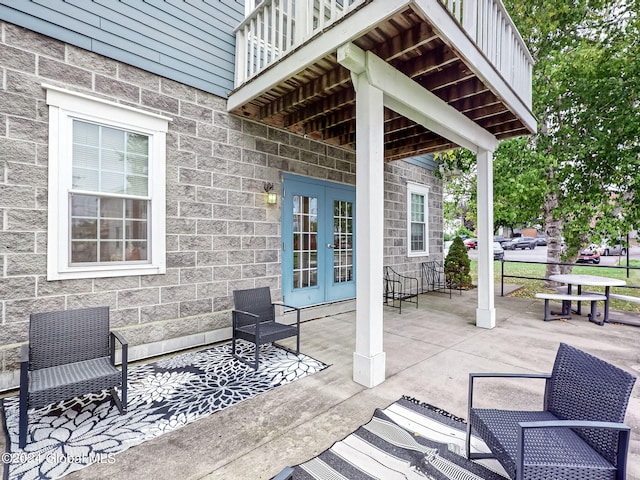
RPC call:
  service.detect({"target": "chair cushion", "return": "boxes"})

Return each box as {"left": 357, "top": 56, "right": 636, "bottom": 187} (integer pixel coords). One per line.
{"left": 470, "top": 409, "right": 616, "bottom": 480}
{"left": 235, "top": 321, "right": 298, "bottom": 344}
{"left": 29, "top": 356, "right": 122, "bottom": 409}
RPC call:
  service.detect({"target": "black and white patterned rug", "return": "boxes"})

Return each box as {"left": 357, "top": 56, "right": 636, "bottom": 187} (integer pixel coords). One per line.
{"left": 1, "top": 342, "right": 327, "bottom": 480}
{"left": 283, "top": 396, "right": 509, "bottom": 480}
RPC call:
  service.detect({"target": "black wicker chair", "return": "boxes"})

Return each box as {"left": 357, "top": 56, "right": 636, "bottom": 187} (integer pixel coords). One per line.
{"left": 467, "top": 343, "right": 636, "bottom": 480}
{"left": 232, "top": 287, "right": 300, "bottom": 370}
{"left": 19, "top": 306, "right": 128, "bottom": 448}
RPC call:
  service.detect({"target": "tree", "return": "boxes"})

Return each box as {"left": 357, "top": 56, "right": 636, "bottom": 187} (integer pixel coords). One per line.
{"left": 440, "top": 0, "right": 640, "bottom": 278}
{"left": 444, "top": 236, "right": 473, "bottom": 289}
{"left": 505, "top": 0, "right": 640, "bottom": 276}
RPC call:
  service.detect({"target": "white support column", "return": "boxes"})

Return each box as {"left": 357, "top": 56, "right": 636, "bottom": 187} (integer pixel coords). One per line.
{"left": 352, "top": 71, "right": 386, "bottom": 388}
{"left": 476, "top": 149, "right": 496, "bottom": 328}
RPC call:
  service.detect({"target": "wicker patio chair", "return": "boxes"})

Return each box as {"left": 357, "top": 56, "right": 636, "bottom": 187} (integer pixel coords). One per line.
{"left": 466, "top": 342, "right": 636, "bottom": 480}
{"left": 232, "top": 287, "right": 300, "bottom": 370}
{"left": 19, "top": 306, "right": 128, "bottom": 448}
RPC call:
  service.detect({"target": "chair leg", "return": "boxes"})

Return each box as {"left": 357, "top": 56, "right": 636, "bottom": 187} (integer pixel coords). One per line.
{"left": 254, "top": 342, "right": 260, "bottom": 370}
{"left": 465, "top": 417, "right": 472, "bottom": 459}
{"left": 19, "top": 358, "right": 29, "bottom": 449}
{"left": 19, "top": 392, "right": 28, "bottom": 449}
{"left": 111, "top": 388, "right": 125, "bottom": 414}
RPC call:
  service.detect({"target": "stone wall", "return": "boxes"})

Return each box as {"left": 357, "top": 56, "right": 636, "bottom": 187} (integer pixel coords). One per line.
{"left": 383, "top": 161, "right": 443, "bottom": 283}
{"left": 0, "top": 21, "right": 442, "bottom": 388}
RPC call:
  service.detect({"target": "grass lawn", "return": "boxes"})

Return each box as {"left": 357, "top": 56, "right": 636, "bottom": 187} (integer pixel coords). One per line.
{"left": 469, "top": 259, "right": 640, "bottom": 313}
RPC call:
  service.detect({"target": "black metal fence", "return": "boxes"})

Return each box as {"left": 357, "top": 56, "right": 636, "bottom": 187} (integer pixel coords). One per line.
{"left": 499, "top": 259, "right": 640, "bottom": 297}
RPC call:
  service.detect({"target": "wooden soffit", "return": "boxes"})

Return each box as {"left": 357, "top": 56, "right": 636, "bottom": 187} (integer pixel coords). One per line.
{"left": 228, "top": 3, "right": 535, "bottom": 162}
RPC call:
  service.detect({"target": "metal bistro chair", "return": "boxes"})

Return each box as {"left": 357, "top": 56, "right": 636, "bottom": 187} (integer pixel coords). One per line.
{"left": 19, "top": 306, "right": 128, "bottom": 448}
{"left": 232, "top": 287, "right": 300, "bottom": 370}
{"left": 467, "top": 343, "right": 636, "bottom": 480}
{"left": 383, "top": 266, "right": 419, "bottom": 313}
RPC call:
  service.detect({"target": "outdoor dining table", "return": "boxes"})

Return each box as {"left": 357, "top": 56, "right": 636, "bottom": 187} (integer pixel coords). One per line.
{"left": 549, "top": 273, "right": 626, "bottom": 324}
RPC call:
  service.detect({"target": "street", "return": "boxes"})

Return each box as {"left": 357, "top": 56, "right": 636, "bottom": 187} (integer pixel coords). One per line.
{"left": 467, "top": 245, "right": 640, "bottom": 266}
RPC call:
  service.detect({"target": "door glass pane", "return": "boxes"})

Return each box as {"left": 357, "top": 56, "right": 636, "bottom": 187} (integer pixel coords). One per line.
{"left": 292, "top": 195, "right": 318, "bottom": 289}
{"left": 333, "top": 200, "right": 353, "bottom": 283}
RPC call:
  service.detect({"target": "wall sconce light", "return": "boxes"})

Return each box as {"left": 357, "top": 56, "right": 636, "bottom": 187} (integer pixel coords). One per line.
{"left": 264, "top": 182, "right": 277, "bottom": 204}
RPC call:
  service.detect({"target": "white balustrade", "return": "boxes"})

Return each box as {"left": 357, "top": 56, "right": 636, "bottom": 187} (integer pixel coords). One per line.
{"left": 443, "top": 0, "right": 533, "bottom": 106}
{"left": 235, "top": 0, "right": 366, "bottom": 86}
{"left": 235, "top": 0, "right": 533, "bottom": 107}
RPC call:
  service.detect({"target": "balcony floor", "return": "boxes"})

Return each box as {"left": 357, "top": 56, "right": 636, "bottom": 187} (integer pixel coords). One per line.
{"left": 229, "top": 1, "right": 536, "bottom": 161}
{"left": 10, "top": 287, "right": 635, "bottom": 480}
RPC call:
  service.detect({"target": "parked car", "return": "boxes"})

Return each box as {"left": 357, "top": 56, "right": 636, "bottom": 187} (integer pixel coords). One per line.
{"left": 504, "top": 236, "right": 536, "bottom": 250}
{"left": 535, "top": 234, "right": 547, "bottom": 246}
{"left": 463, "top": 238, "right": 477, "bottom": 249}
{"left": 576, "top": 245, "right": 601, "bottom": 264}
{"left": 495, "top": 237, "right": 512, "bottom": 247}
{"left": 601, "top": 239, "right": 627, "bottom": 256}
{"left": 493, "top": 242, "right": 504, "bottom": 260}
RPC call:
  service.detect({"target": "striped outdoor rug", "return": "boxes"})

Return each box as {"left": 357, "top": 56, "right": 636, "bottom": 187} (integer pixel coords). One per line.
{"left": 286, "top": 396, "right": 509, "bottom": 480}
{"left": 1, "top": 342, "right": 327, "bottom": 480}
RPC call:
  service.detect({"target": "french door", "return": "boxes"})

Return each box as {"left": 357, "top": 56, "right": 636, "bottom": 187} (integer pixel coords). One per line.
{"left": 282, "top": 175, "right": 356, "bottom": 307}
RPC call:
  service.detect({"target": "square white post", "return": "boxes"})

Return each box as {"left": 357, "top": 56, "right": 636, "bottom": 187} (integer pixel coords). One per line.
{"left": 352, "top": 71, "right": 386, "bottom": 387}
{"left": 476, "top": 148, "right": 496, "bottom": 328}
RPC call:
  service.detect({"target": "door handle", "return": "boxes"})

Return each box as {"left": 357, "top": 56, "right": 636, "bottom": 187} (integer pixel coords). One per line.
{"left": 327, "top": 243, "right": 334, "bottom": 248}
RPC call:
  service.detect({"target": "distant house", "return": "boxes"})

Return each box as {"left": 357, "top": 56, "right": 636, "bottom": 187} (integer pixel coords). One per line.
{"left": 0, "top": 0, "right": 534, "bottom": 389}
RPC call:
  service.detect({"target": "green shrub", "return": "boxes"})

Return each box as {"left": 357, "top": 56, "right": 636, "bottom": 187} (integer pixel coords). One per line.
{"left": 445, "top": 236, "right": 473, "bottom": 289}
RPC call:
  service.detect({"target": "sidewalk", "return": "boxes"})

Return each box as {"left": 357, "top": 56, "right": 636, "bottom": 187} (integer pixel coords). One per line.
{"left": 7, "top": 287, "right": 640, "bottom": 480}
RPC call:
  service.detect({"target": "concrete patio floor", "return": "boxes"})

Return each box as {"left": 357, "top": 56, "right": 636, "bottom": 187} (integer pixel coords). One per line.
{"left": 3, "top": 287, "right": 640, "bottom": 480}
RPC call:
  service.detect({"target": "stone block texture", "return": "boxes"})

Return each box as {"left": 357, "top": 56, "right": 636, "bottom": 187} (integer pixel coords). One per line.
{"left": 0, "top": 22, "right": 442, "bottom": 378}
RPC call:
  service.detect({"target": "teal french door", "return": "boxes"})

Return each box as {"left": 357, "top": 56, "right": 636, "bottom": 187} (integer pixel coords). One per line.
{"left": 282, "top": 175, "right": 356, "bottom": 307}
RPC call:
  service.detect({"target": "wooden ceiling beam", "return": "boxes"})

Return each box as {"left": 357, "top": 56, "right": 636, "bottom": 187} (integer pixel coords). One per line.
{"left": 283, "top": 87, "right": 355, "bottom": 127}
{"left": 370, "top": 22, "right": 440, "bottom": 62}
{"left": 272, "top": 24, "right": 452, "bottom": 126}
{"left": 304, "top": 106, "right": 356, "bottom": 134}
{"left": 398, "top": 46, "right": 459, "bottom": 80}
{"left": 385, "top": 137, "right": 457, "bottom": 161}
{"left": 322, "top": 109, "right": 421, "bottom": 141}
{"left": 259, "top": 65, "right": 352, "bottom": 119}
{"left": 476, "top": 111, "right": 522, "bottom": 130}
{"left": 466, "top": 105, "right": 511, "bottom": 123}
{"left": 484, "top": 119, "right": 526, "bottom": 135}
{"left": 432, "top": 76, "right": 490, "bottom": 104}
{"left": 384, "top": 130, "right": 439, "bottom": 151}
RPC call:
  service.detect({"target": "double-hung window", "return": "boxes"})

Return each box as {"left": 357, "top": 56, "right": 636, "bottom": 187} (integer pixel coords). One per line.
{"left": 45, "top": 85, "right": 170, "bottom": 280}
{"left": 407, "top": 182, "right": 429, "bottom": 257}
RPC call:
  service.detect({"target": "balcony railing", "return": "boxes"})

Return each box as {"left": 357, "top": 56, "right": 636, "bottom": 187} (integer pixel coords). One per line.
{"left": 444, "top": 0, "right": 533, "bottom": 106}
{"left": 235, "top": 0, "right": 533, "bottom": 106}
{"left": 234, "top": 0, "right": 366, "bottom": 86}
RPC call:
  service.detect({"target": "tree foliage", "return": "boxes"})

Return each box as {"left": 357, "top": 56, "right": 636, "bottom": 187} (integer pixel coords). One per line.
{"left": 444, "top": 237, "right": 472, "bottom": 289}
{"left": 440, "top": 0, "right": 640, "bottom": 272}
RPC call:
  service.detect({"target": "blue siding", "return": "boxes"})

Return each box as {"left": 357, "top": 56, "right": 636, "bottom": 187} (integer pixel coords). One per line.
{"left": 405, "top": 154, "right": 437, "bottom": 171}
{"left": 0, "top": 0, "right": 244, "bottom": 98}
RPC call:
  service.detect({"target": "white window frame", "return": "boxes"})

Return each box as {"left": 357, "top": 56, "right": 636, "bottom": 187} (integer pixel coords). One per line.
{"left": 407, "top": 182, "right": 430, "bottom": 257}
{"left": 45, "top": 84, "right": 171, "bottom": 280}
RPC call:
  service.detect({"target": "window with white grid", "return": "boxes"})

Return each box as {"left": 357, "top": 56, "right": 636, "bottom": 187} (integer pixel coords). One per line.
{"left": 407, "top": 182, "right": 429, "bottom": 257}
{"left": 45, "top": 85, "right": 170, "bottom": 280}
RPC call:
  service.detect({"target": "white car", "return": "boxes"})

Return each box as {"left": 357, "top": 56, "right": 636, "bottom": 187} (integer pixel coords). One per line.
{"left": 601, "top": 240, "right": 627, "bottom": 256}
{"left": 493, "top": 242, "right": 504, "bottom": 260}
